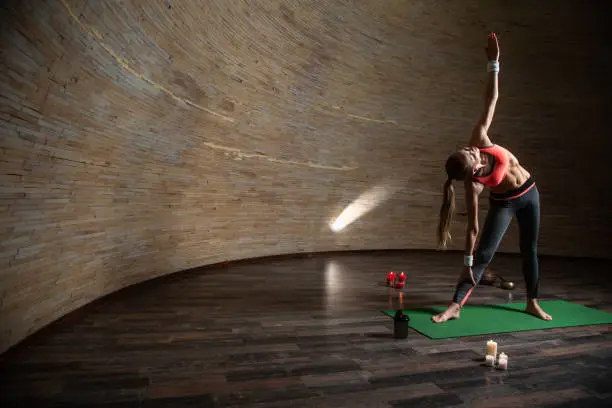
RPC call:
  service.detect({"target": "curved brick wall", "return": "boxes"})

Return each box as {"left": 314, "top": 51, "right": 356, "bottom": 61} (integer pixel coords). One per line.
{"left": 1, "top": 1, "right": 611, "bottom": 353}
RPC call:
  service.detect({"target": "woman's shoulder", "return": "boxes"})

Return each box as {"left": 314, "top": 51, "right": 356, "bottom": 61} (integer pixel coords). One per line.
{"left": 481, "top": 144, "right": 512, "bottom": 156}
{"left": 468, "top": 141, "right": 496, "bottom": 149}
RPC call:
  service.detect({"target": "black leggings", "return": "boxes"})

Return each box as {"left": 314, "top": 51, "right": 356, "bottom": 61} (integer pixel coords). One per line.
{"left": 453, "top": 181, "right": 540, "bottom": 306}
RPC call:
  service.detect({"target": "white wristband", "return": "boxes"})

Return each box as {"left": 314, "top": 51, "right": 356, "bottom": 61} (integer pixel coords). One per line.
{"left": 464, "top": 255, "right": 473, "bottom": 267}
{"left": 487, "top": 60, "right": 499, "bottom": 73}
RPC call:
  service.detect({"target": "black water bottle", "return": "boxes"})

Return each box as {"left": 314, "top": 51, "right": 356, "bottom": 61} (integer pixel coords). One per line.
{"left": 393, "top": 310, "right": 410, "bottom": 339}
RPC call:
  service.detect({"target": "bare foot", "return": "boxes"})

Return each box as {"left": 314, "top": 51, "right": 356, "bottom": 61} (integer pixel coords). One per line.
{"left": 525, "top": 300, "right": 552, "bottom": 321}
{"left": 432, "top": 303, "right": 461, "bottom": 323}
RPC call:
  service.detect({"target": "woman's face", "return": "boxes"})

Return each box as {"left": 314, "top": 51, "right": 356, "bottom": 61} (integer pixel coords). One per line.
{"left": 458, "top": 146, "right": 482, "bottom": 171}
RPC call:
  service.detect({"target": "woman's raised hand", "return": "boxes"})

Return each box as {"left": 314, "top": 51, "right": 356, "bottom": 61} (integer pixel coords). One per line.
{"left": 486, "top": 32, "right": 499, "bottom": 61}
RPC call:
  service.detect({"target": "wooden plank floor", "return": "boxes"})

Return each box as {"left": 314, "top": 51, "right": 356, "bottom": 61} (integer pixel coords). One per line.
{"left": 1, "top": 250, "right": 612, "bottom": 407}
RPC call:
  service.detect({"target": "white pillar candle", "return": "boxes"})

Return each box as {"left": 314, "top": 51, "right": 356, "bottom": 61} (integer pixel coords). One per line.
{"left": 486, "top": 340, "right": 497, "bottom": 356}
{"left": 497, "top": 357, "right": 508, "bottom": 370}
{"left": 498, "top": 352, "right": 507, "bottom": 361}
{"left": 485, "top": 354, "right": 495, "bottom": 366}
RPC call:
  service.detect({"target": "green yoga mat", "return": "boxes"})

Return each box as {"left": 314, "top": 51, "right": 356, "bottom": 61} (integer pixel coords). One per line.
{"left": 381, "top": 300, "right": 612, "bottom": 339}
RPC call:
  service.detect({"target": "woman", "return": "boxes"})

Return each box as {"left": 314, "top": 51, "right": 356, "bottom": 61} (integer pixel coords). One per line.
{"left": 432, "top": 33, "right": 552, "bottom": 323}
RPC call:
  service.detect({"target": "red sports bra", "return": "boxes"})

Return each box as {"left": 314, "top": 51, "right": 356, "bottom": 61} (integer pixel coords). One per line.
{"left": 472, "top": 144, "right": 509, "bottom": 187}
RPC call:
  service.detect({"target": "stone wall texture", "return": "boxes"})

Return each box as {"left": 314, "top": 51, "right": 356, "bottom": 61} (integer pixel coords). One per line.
{"left": 1, "top": 0, "right": 611, "bottom": 353}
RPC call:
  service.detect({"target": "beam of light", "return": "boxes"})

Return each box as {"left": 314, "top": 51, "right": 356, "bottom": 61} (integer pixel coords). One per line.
{"left": 329, "top": 183, "right": 401, "bottom": 232}
{"left": 324, "top": 260, "right": 341, "bottom": 294}
{"left": 324, "top": 260, "right": 342, "bottom": 314}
